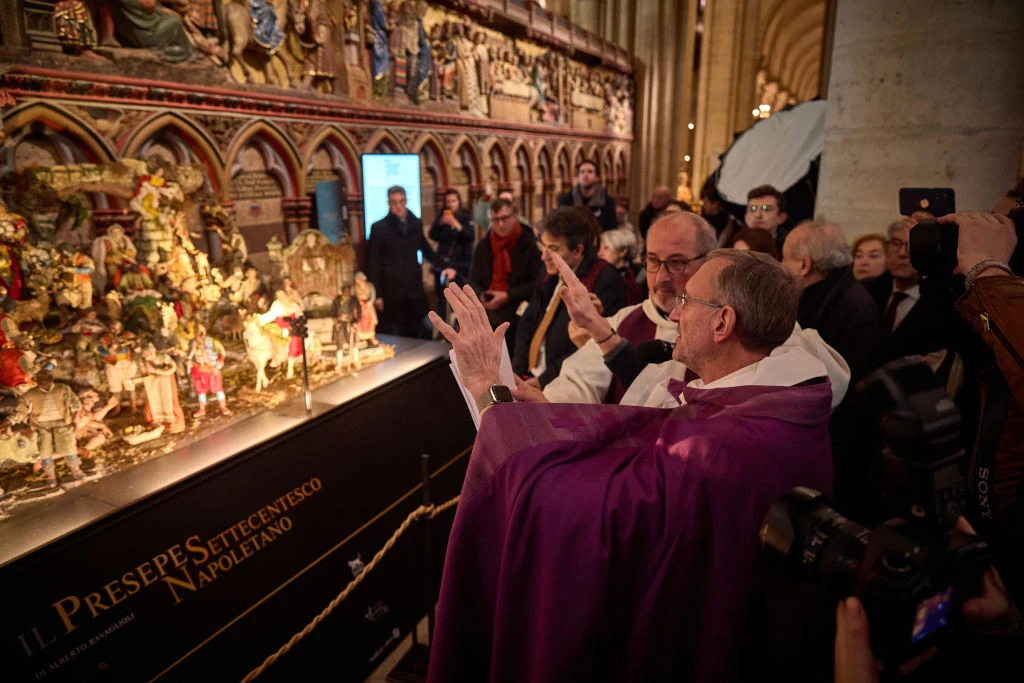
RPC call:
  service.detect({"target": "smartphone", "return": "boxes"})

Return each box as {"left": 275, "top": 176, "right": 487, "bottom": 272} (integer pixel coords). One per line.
{"left": 899, "top": 188, "right": 955, "bottom": 217}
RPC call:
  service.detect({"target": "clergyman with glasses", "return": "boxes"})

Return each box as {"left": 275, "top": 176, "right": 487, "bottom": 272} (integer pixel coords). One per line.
{"left": 467, "top": 197, "right": 544, "bottom": 351}
{"left": 514, "top": 212, "right": 849, "bottom": 411}
{"left": 424, "top": 247, "right": 838, "bottom": 682}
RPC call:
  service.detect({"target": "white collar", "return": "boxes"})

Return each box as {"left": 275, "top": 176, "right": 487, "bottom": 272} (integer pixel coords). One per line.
{"left": 687, "top": 345, "right": 828, "bottom": 392}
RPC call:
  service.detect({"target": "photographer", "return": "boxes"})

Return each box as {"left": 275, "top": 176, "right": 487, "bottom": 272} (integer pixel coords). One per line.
{"left": 835, "top": 519, "right": 1019, "bottom": 682}
{"left": 938, "top": 212, "right": 1024, "bottom": 603}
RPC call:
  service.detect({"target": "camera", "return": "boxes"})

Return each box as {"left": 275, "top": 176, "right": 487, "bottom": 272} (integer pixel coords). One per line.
{"left": 760, "top": 358, "right": 991, "bottom": 666}
{"left": 911, "top": 207, "right": 1024, "bottom": 278}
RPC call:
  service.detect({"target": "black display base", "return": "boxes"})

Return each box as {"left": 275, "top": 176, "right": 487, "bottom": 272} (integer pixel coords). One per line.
{"left": 387, "top": 642, "right": 431, "bottom": 683}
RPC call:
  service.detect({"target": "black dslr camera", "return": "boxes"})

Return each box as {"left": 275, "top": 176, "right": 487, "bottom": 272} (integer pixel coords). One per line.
{"left": 760, "top": 358, "right": 991, "bottom": 666}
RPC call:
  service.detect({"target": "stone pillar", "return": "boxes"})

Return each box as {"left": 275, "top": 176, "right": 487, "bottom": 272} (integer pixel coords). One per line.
{"left": 347, "top": 192, "right": 366, "bottom": 270}
{"left": 520, "top": 180, "right": 536, "bottom": 222}
{"left": 629, "top": 0, "right": 698, "bottom": 215}
{"left": 573, "top": 0, "right": 600, "bottom": 33}
{"left": 281, "top": 196, "right": 312, "bottom": 243}
{"left": 816, "top": 0, "right": 1024, "bottom": 238}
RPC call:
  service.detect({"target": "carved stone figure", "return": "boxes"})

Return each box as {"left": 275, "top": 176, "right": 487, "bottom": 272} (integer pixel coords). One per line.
{"left": 293, "top": 0, "right": 336, "bottom": 92}
{"left": 222, "top": 0, "right": 292, "bottom": 87}
{"left": 367, "top": 0, "right": 390, "bottom": 97}
{"left": 343, "top": 1, "right": 361, "bottom": 66}
{"left": 98, "top": 0, "right": 194, "bottom": 62}
{"left": 54, "top": 0, "right": 101, "bottom": 57}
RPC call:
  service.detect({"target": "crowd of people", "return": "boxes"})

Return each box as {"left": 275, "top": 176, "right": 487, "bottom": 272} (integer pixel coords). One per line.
{"left": 364, "top": 159, "right": 1023, "bottom": 681}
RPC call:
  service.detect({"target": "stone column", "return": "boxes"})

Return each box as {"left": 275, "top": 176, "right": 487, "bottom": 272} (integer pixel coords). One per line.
{"left": 816, "top": 0, "right": 1024, "bottom": 238}
{"left": 628, "top": 0, "right": 698, "bottom": 214}
{"left": 281, "top": 196, "right": 312, "bottom": 243}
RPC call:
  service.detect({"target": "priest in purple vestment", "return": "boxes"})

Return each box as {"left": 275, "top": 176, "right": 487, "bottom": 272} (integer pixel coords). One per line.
{"left": 427, "top": 249, "right": 836, "bottom": 682}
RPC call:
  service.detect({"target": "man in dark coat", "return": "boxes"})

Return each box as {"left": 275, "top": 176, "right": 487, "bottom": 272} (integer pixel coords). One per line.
{"left": 557, "top": 160, "right": 617, "bottom": 232}
{"left": 637, "top": 184, "right": 685, "bottom": 239}
{"left": 366, "top": 185, "right": 448, "bottom": 338}
{"left": 782, "top": 221, "right": 884, "bottom": 383}
{"left": 513, "top": 207, "right": 624, "bottom": 387}
{"left": 783, "top": 220, "right": 884, "bottom": 520}
{"left": 467, "top": 198, "right": 543, "bottom": 351}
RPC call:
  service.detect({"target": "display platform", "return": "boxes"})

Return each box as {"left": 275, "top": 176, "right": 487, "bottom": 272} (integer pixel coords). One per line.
{"left": 0, "top": 336, "right": 476, "bottom": 683}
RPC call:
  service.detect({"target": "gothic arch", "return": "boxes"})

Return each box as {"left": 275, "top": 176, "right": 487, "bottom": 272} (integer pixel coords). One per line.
{"left": 411, "top": 133, "right": 450, "bottom": 188}
{"left": 1, "top": 101, "right": 119, "bottom": 207}
{"left": 450, "top": 135, "right": 482, "bottom": 186}
{"left": 556, "top": 143, "right": 572, "bottom": 188}
{"left": 537, "top": 145, "right": 553, "bottom": 182}
{"left": 571, "top": 144, "right": 585, "bottom": 172}
{"left": 480, "top": 137, "right": 510, "bottom": 184}
{"left": 364, "top": 129, "right": 405, "bottom": 155}
{"left": 510, "top": 140, "right": 533, "bottom": 182}
{"left": 601, "top": 146, "right": 615, "bottom": 184}
{"left": 584, "top": 143, "right": 600, "bottom": 166}
{"left": 121, "top": 111, "right": 226, "bottom": 196}
{"left": 226, "top": 119, "right": 302, "bottom": 196}
{"left": 302, "top": 125, "right": 361, "bottom": 192}
{"left": 2, "top": 100, "right": 117, "bottom": 168}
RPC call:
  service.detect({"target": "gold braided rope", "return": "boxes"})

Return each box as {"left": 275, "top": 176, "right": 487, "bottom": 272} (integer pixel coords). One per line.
{"left": 239, "top": 495, "right": 460, "bottom": 683}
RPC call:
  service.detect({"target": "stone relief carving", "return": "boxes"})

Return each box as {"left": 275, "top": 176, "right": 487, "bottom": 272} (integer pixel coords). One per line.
{"left": 35, "top": 1, "right": 633, "bottom": 134}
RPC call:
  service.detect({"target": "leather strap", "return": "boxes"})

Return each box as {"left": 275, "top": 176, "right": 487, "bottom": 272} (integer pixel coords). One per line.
{"left": 527, "top": 280, "right": 563, "bottom": 370}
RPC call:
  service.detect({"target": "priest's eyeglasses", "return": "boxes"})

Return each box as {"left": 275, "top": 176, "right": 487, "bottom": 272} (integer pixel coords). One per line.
{"left": 644, "top": 252, "right": 708, "bottom": 275}
{"left": 674, "top": 291, "right": 724, "bottom": 310}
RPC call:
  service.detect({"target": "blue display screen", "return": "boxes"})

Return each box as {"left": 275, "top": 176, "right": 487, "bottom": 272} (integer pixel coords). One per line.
{"left": 361, "top": 154, "right": 422, "bottom": 240}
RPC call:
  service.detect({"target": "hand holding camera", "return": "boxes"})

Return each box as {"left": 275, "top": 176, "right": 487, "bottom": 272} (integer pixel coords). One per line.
{"left": 936, "top": 212, "right": 1016, "bottom": 277}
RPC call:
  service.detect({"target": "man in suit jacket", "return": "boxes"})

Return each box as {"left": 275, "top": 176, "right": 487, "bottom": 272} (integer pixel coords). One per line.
{"left": 467, "top": 198, "right": 543, "bottom": 352}
{"left": 367, "top": 185, "right": 452, "bottom": 338}
{"left": 869, "top": 220, "right": 959, "bottom": 363}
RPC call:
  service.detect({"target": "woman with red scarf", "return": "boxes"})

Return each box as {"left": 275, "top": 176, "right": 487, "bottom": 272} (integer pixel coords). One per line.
{"left": 467, "top": 197, "right": 543, "bottom": 351}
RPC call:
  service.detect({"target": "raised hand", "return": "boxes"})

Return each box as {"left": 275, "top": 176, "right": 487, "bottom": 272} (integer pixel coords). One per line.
{"left": 548, "top": 250, "right": 611, "bottom": 340}
{"left": 428, "top": 283, "right": 509, "bottom": 401}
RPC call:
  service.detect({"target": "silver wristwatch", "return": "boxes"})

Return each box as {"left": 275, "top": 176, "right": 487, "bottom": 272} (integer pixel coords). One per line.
{"left": 476, "top": 385, "right": 514, "bottom": 412}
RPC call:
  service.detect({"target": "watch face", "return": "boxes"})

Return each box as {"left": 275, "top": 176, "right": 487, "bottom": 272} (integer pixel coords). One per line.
{"left": 491, "top": 385, "right": 514, "bottom": 403}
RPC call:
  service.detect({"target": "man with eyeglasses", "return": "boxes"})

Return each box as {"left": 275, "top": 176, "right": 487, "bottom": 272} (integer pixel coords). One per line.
{"left": 534, "top": 212, "right": 714, "bottom": 404}
{"left": 425, "top": 249, "right": 838, "bottom": 683}
{"left": 511, "top": 207, "right": 624, "bottom": 387}
{"left": 866, "top": 215, "right": 960, "bottom": 364}
{"left": 527, "top": 212, "right": 849, "bottom": 410}
{"left": 467, "top": 198, "right": 543, "bottom": 351}
{"left": 366, "top": 185, "right": 448, "bottom": 339}
{"left": 745, "top": 184, "right": 791, "bottom": 252}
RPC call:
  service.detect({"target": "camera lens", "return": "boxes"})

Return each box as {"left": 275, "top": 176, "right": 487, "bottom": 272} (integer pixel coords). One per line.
{"left": 761, "top": 487, "right": 871, "bottom": 593}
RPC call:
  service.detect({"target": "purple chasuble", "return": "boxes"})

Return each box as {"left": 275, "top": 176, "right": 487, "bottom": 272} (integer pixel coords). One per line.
{"left": 428, "top": 381, "right": 835, "bottom": 683}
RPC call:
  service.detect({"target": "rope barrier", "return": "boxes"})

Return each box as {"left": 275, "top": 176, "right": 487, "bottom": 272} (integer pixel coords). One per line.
{"left": 239, "top": 495, "right": 460, "bottom": 683}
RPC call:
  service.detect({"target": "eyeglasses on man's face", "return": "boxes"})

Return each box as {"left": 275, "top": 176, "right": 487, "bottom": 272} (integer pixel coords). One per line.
{"left": 674, "top": 291, "right": 724, "bottom": 310}
{"left": 887, "top": 237, "right": 909, "bottom": 251}
{"left": 644, "top": 252, "right": 708, "bottom": 275}
{"left": 491, "top": 213, "right": 514, "bottom": 224}
{"left": 746, "top": 203, "right": 777, "bottom": 214}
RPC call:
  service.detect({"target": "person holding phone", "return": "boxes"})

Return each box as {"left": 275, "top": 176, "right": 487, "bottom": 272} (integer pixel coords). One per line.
{"left": 428, "top": 188, "right": 474, "bottom": 315}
